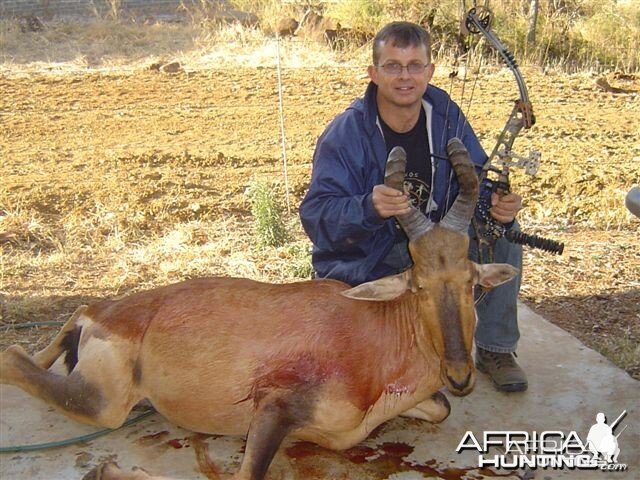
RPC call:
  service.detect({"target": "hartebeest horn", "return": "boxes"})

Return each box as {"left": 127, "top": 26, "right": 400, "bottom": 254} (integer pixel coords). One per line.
{"left": 384, "top": 146, "right": 434, "bottom": 240}
{"left": 439, "top": 138, "right": 479, "bottom": 233}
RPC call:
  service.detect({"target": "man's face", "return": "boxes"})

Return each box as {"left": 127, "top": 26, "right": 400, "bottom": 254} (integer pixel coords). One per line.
{"left": 368, "top": 41, "right": 435, "bottom": 110}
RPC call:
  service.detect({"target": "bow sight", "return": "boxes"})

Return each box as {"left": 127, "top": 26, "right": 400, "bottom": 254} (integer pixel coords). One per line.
{"left": 461, "top": 3, "right": 565, "bottom": 256}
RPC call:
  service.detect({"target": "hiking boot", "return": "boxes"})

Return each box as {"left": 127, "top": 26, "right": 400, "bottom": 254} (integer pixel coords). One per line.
{"left": 475, "top": 347, "right": 528, "bottom": 392}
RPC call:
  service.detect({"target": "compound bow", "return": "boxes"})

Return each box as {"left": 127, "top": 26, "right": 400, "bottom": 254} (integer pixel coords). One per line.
{"left": 460, "top": 1, "right": 564, "bottom": 257}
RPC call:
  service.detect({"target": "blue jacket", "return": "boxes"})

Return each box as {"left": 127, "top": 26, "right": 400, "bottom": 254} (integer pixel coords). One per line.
{"left": 300, "top": 82, "right": 489, "bottom": 286}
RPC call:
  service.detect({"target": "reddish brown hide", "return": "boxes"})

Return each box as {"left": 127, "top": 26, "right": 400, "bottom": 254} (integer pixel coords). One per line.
{"left": 0, "top": 139, "right": 517, "bottom": 480}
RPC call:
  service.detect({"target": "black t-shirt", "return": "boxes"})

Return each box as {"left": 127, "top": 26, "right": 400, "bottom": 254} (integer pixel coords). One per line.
{"left": 378, "top": 107, "right": 432, "bottom": 214}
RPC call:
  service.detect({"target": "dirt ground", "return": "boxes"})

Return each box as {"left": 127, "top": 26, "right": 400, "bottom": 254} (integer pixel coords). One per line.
{"left": 1, "top": 50, "right": 639, "bottom": 379}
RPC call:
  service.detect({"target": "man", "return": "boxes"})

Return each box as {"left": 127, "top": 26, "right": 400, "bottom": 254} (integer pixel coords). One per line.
{"left": 586, "top": 413, "right": 615, "bottom": 461}
{"left": 299, "top": 21, "right": 526, "bottom": 392}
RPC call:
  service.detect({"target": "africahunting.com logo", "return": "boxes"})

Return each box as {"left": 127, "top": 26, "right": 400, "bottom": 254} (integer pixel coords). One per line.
{"left": 456, "top": 410, "right": 629, "bottom": 472}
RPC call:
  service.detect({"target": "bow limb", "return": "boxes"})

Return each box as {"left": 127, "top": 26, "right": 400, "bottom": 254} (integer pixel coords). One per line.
{"left": 463, "top": 7, "right": 539, "bottom": 191}
{"left": 465, "top": 8, "right": 534, "bottom": 127}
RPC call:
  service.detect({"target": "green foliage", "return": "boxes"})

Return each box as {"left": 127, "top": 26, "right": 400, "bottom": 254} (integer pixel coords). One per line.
{"left": 317, "top": 0, "right": 640, "bottom": 71}
{"left": 576, "top": 2, "right": 640, "bottom": 70}
{"left": 324, "top": 0, "right": 388, "bottom": 36}
{"left": 222, "top": 0, "right": 639, "bottom": 70}
{"left": 489, "top": 0, "right": 639, "bottom": 70}
{"left": 324, "top": 0, "right": 460, "bottom": 41}
{"left": 282, "top": 243, "right": 314, "bottom": 279}
{"left": 247, "top": 180, "right": 289, "bottom": 248}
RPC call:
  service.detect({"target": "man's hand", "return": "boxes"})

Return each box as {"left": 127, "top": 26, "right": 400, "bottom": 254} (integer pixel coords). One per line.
{"left": 490, "top": 192, "right": 522, "bottom": 223}
{"left": 372, "top": 185, "right": 411, "bottom": 219}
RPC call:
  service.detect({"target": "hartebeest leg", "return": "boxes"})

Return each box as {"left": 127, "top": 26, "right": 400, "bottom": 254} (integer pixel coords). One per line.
{"left": 33, "top": 305, "right": 86, "bottom": 369}
{"left": 235, "top": 391, "right": 315, "bottom": 480}
{"left": 400, "top": 391, "right": 451, "bottom": 423}
{"left": 1, "top": 345, "right": 105, "bottom": 425}
{"left": 1, "top": 343, "right": 141, "bottom": 429}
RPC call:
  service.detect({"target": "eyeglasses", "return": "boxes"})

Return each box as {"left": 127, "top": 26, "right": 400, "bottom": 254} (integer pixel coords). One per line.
{"left": 377, "top": 62, "right": 429, "bottom": 75}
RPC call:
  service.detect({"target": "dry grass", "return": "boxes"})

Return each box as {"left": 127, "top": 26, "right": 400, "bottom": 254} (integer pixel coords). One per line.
{"left": 0, "top": 17, "right": 638, "bottom": 383}
{"left": 0, "top": 18, "right": 196, "bottom": 70}
{"left": 0, "top": 17, "right": 367, "bottom": 76}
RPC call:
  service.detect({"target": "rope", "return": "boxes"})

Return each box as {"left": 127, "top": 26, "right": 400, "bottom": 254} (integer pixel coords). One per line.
{"left": 275, "top": 35, "right": 291, "bottom": 214}
{"left": 1, "top": 321, "right": 64, "bottom": 330}
{"left": 0, "top": 410, "right": 156, "bottom": 453}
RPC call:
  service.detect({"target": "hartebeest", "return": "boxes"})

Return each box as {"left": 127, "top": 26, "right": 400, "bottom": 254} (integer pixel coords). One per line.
{"left": 0, "top": 139, "right": 517, "bottom": 480}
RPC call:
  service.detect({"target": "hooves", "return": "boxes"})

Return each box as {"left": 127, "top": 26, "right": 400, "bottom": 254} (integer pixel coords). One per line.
{"left": 399, "top": 391, "right": 451, "bottom": 424}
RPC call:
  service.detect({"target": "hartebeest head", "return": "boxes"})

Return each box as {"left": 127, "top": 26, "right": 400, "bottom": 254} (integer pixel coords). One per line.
{"left": 343, "top": 139, "right": 517, "bottom": 396}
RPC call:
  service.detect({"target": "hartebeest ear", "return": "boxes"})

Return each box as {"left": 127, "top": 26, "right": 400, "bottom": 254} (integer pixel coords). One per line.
{"left": 474, "top": 263, "right": 519, "bottom": 289}
{"left": 341, "top": 271, "right": 411, "bottom": 301}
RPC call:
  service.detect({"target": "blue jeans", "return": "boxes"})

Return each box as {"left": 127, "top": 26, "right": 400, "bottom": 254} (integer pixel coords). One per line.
{"left": 467, "top": 221, "right": 523, "bottom": 353}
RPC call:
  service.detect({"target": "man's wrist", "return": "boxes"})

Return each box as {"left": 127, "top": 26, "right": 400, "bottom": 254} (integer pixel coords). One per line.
{"left": 364, "top": 192, "right": 387, "bottom": 226}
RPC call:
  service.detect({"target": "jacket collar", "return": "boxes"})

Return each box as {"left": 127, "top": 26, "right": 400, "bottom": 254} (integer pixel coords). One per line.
{"left": 362, "top": 81, "right": 381, "bottom": 136}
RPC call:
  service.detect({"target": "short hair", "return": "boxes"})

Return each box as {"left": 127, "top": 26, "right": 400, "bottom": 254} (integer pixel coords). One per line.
{"left": 372, "top": 21, "right": 432, "bottom": 65}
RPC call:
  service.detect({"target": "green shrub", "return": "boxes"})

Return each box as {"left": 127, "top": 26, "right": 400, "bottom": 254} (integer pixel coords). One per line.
{"left": 283, "top": 243, "right": 314, "bottom": 279}
{"left": 247, "top": 180, "right": 288, "bottom": 248}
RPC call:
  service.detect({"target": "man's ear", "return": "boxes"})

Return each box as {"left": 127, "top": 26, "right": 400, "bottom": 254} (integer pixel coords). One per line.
{"left": 368, "top": 64, "right": 378, "bottom": 85}
{"left": 425, "top": 62, "right": 435, "bottom": 83}
{"left": 475, "top": 263, "right": 519, "bottom": 289}
{"left": 341, "top": 271, "right": 411, "bottom": 301}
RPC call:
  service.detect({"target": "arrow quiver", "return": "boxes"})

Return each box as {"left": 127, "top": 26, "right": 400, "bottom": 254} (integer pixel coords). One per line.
{"left": 460, "top": 4, "right": 565, "bottom": 259}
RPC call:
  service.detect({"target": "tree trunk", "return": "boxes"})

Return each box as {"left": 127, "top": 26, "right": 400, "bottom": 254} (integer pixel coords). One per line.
{"left": 527, "top": 0, "right": 540, "bottom": 45}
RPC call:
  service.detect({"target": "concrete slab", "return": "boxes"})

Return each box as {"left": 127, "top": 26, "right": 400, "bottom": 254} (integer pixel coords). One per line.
{"left": 1, "top": 303, "right": 638, "bottom": 479}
